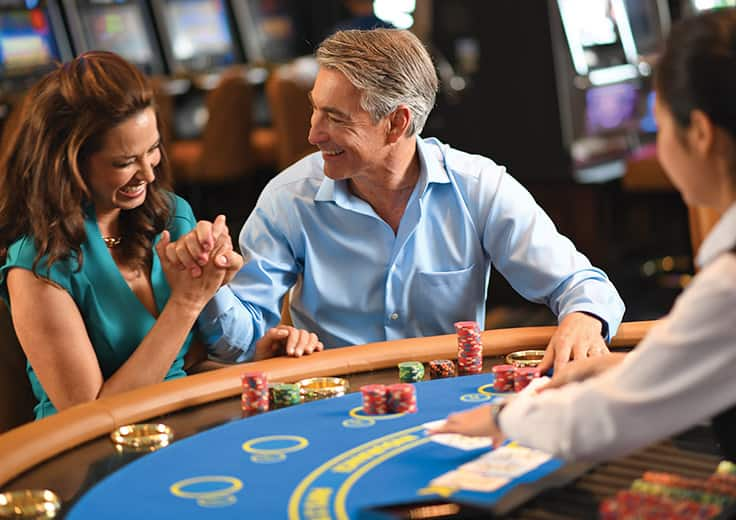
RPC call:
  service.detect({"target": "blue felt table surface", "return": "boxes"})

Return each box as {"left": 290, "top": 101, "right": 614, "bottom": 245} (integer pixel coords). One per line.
{"left": 67, "top": 374, "right": 563, "bottom": 519}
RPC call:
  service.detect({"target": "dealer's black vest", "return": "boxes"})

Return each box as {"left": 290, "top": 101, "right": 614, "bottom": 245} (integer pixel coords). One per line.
{"left": 713, "top": 405, "right": 736, "bottom": 462}
{"left": 711, "top": 250, "right": 736, "bottom": 462}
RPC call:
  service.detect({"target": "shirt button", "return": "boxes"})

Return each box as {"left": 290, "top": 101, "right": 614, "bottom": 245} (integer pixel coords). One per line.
{"left": 390, "top": 313, "right": 399, "bottom": 321}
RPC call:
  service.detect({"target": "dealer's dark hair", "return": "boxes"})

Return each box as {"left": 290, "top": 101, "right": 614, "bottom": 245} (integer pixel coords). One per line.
{"left": 655, "top": 7, "right": 736, "bottom": 140}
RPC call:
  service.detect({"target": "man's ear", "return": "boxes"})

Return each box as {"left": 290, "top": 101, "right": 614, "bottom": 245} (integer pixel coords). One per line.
{"left": 688, "top": 109, "right": 715, "bottom": 157}
{"left": 386, "top": 106, "right": 411, "bottom": 143}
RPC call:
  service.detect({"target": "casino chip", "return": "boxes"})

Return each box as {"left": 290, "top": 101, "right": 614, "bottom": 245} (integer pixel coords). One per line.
{"left": 361, "top": 383, "right": 418, "bottom": 415}
{"left": 454, "top": 321, "right": 483, "bottom": 375}
{"left": 513, "top": 367, "right": 541, "bottom": 393}
{"left": 241, "top": 371, "right": 269, "bottom": 415}
{"left": 429, "top": 359, "right": 456, "bottom": 379}
{"left": 398, "top": 361, "right": 425, "bottom": 383}
{"left": 600, "top": 468, "right": 736, "bottom": 518}
{"left": 360, "top": 384, "right": 389, "bottom": 415}
{"left": 386, "top": 383, "right": 417, "bottom": 413}
{"left": 491, "top": 364, "right": 515, "bottom": 392}
{"left": 269, "top": 383, "right": 301, "bottom": 409}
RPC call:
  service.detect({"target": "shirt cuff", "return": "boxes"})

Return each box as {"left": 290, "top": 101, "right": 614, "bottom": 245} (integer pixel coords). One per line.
{"left": 197, "top": 286, "right": 255, "bottom": 363}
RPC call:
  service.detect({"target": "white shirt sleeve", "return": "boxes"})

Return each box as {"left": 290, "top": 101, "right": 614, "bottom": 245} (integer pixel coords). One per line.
{"left": 499, "top": 254, "right": 736, "bottom": 461}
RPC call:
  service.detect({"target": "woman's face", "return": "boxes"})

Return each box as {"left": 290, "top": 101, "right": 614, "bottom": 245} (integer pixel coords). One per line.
{"left": 86, "top": 107, "right": 161, "bottom": 214}
{"left": 654, "top": 95, "right": 709, "bottom": 207}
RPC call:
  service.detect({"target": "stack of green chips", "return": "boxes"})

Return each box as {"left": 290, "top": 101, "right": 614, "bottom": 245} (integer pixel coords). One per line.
{"left": 398, "top": 361, "right": 425, "bottom": 383}
{"left": 270, "top": 383, "right": 302, "bottom": 408}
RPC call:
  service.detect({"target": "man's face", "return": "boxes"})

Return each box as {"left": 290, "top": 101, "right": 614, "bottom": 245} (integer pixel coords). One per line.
{"left": 307, "top": 67, "right": 390, "bottom": 181}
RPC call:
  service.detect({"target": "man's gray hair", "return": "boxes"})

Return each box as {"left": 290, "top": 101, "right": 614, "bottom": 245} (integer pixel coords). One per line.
{"left": 316, "top": 29, "right": 438, "bottom": 136}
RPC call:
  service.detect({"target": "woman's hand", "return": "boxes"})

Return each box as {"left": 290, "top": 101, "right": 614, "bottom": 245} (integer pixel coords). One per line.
{"left": 163, "top": 215, "right": 241, "bottom": 287}
{"left": 156, "top": 229, "right": 239, "bottom": 309}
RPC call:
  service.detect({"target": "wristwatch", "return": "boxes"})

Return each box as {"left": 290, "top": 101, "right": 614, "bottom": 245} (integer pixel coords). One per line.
{"left": 490, "top": 401, "right": 506, "bottom": 430}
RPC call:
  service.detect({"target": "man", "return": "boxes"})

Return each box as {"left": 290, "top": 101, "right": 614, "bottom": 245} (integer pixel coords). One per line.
{"left": 171, "top": 29, "right": 624, "bottom": 370}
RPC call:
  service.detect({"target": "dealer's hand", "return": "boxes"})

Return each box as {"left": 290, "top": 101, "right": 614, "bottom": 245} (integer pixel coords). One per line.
{"left": 539, "top": 312, "right": 608, "bottom": 374}
{"left": 538, "top": 352, "right": 627, "bottom": 392}
{"left": 429, "top": 405, "right": 506, "bottom": 448}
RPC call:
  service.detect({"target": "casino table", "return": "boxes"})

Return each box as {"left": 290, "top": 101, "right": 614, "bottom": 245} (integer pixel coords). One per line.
{"left": 0, "top": 320, "right": 724, "bottom": 518}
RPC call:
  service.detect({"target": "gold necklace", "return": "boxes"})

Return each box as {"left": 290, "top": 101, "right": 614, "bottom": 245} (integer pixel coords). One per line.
{"left": 102, "top": 236, "right": 122, "bottom": 248}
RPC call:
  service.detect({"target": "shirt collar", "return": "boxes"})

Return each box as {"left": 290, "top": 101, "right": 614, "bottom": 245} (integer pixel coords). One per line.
{"left": 313, "top": 137, "right": 451, "bottom": 204}
{"left": 696, "top": 202, "right": 736, "bottom": 268}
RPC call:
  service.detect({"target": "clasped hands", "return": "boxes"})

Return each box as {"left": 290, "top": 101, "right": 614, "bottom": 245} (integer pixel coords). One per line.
{"left": 160, "top": 214, "right": 323, "bottom": 361}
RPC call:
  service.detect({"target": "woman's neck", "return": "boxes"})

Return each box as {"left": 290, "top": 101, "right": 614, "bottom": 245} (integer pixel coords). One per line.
{"left": 96, "top": 208, "right": 122, "bottom": 238}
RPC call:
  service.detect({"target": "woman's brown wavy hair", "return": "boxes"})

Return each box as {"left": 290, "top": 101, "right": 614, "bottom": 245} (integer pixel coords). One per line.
{"left": 0, "top": 50, "right": 173, "bottom": 274}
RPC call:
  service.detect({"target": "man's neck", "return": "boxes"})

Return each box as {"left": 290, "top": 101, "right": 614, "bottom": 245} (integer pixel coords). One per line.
{"left": 349, "top": 137, "right": 420, "bottom": 233}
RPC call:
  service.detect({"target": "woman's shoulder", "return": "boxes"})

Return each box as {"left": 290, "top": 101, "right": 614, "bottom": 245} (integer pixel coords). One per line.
{"left": 0, "top": 235, "right": 77, "bottom": 295}
{"left": 3, "top": 235, "right": 40, "bottom": 272}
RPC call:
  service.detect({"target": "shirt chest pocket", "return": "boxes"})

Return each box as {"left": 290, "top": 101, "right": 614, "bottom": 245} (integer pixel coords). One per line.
{"left": 410, "top": 264, "right": 485, "bottom": 330}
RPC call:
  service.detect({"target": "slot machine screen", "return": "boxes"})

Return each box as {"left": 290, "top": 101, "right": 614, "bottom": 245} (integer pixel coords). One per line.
{"left": 64, "top": 0, "right": 164, "bottom": 74}
{"left": 246, "top": 0, "right": 297, "bottom": 62}
{"left": 557, "top": 0, "right": 630, "bottom": 74}
{"left": 623, "top": 0, "right": 669, "bottom": 57}
{"left": 80, "top": 4, "right": 153, "bottom": 65}
{"left": 0, "top": 8, "right": 61, "bottom": 77}
{"left": 690, "top": 0, "right": 736, "bottom": 11}
{"left": 161, "top": 0, "right": 237, "bottom": 71}
{"left": 585, "top": 82, "right": 638, "bottom": 134}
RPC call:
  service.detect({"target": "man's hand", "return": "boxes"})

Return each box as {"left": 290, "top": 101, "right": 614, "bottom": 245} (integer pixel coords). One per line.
{"left": 539, "top": 312, "right": 608, "bottom": 374}
{"left": 253, "top": 326, "right": 324, "bottom": 361}
{"left": 538, "top": 352, "right": 627, "bottom": 392}
{"left": 429, "top": 405, "right": 506, "bottom": 448}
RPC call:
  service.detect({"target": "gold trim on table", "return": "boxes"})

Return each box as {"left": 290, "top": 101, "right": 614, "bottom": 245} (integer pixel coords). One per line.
{"left": 505, "top": 349, "right": 546, "bottom": 367}
{"left": 0, "top": 489, "right": 61, "bottom": 518}
{"left": 298, "top": 377, "right": 349, "bottom": 401}
{"left": 109, "top": 423, "right": 174, "bottom": 452}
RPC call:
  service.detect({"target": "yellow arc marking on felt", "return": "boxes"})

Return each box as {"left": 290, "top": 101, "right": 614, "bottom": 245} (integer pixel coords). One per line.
{"left": 348, "top": 406, "right": 406, "bottom": 421}
{"left": 170, "top": 475, "right": 243, "bottom": 500}
{"left": 334, "top": 437, "right": 432, "bottom": 520}
{"left": 288, "top": 425, "right": 426, "bottom": 520}
{"left": 242, "top": 435, "right": 309, "bottom": 455}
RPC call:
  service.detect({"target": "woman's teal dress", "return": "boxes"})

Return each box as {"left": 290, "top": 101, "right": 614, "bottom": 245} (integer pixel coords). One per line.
{"left": 0, "top": 194, "right": 197, "bottom": 419}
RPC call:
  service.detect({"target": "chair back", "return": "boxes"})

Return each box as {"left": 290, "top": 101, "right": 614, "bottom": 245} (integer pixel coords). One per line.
{"left": 266, "top": 58, "right": 318, "bottom": 171}
{"left": 0, "top": 302, "right": 35, "bottom": 432}
{"left": 198, "top": 69, "right": 259, "bottom": 181}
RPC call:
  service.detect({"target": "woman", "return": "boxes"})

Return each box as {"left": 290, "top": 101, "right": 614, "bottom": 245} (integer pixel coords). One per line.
{"left": 434, "top": 8, "right": 736, "bottom": 462}
{"left": 0, "top": 51, "right": 311, "bottom": 420}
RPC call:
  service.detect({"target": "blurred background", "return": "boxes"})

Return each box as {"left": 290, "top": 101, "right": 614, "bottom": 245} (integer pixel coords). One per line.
{"left": 0, "top": 0, "right": 731, "bottom": 329}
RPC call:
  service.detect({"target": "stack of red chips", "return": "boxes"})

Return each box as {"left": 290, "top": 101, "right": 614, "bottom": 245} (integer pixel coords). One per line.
{"left": 492, "top": 364, "right": 516, "bottom": 392}
{"left": 386, "top": 383, "right": 417, "bottom": 413}
{"left": 454, "top": 321, "right": 483, "bottom": 375}
{"left": 360, "top": 384, "right": 389, "bottom": 415}
{"left": 514, "top": 367, "right": 541, "bottom": 392}
{"left": 241, "top": 371, "right": 269, "bottom": 415}
{"left": 599, "top": 490, "right": 721, "bottom": 519}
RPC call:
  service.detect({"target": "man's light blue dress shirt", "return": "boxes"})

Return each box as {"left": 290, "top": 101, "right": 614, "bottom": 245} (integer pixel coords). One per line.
{"left": 200, "top": 138, "right": 625, "bottom": 362}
